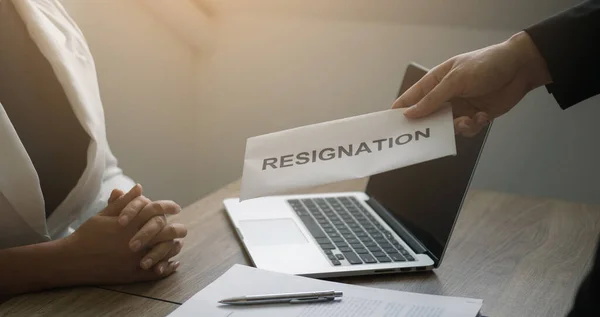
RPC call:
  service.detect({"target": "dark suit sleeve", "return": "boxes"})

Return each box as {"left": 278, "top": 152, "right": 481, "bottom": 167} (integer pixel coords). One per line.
{"left": 567, "top": 235, "right": 600, "bottom": 317}
{"left": 525, "top": 4, "right": 600, "bottom": 316}
{"left": 524, "top": 0, "right": 600, "bottom": 110}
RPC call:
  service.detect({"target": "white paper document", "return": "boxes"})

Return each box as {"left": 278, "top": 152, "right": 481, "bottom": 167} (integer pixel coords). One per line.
{"left": 240, "top": 106, "right": 456, "bottom": 200}
{"left": 167, "top": 264, "right": 483, "bottom": 317}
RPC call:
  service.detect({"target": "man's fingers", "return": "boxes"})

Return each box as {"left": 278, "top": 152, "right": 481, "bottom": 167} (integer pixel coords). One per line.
{"left": 140, "top": 240, "right": 181, "bottom": 270}
{"left": 150, "top": 223, "right": 188, "bottom": 245}
{"left": 100, "top": 184, "right": 142, "bottom": 216}
{"left": 392, "top": 60, "right": 454, "bottom": 110}
{"left": 474, "top": 111, "right": 489, "bottom": 125}
{"left": 404, "top": 74, "right": 459, "bottom": 118}
{"left": 454, "top": 115, "right": 488, "bottom": 137}
{"left": 461, "top": 123, "right": 485, "bottom": 137}
{"left": 118, "top": 196, "right": 151, "bottom": 227}
{"left": 392, "top": 72, "right": 438, "bottom": 109}
{"left": 456, "top": 117, "right": 473, "bottom": 131}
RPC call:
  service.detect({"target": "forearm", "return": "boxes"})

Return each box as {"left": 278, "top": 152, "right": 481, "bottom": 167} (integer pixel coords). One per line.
{"left": 0, "top": 239, "right": 75, "bottom": 298}
{"left": 503, "top": 31, "right": 552, "bottom": 91}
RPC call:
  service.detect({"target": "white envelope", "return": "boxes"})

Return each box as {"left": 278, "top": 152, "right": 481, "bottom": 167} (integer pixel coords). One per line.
{"left": 240, "top": 106, "right": 456, "bottom": 201}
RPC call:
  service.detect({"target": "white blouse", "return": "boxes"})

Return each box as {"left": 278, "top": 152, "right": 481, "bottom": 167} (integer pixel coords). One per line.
{"left": 0, "top": 0, "right": 134, "bottom": 249}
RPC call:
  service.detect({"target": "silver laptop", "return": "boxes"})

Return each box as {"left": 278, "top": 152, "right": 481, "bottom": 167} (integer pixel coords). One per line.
{"left": 223, "top": 62, "right": 491, "bottom": 278}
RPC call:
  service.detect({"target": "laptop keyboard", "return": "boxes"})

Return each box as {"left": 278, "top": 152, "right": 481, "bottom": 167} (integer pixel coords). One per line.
{"left": 288, "top": 196, "right": 415, "bottom": 266}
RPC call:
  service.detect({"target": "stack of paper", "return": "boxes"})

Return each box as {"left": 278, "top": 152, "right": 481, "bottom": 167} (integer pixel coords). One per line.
{"left": 168, "top": 264, "right": 483, "bottom": 317}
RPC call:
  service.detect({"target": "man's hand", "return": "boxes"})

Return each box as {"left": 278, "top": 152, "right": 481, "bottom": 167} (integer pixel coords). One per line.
{"left": 61, "top": 185, "right": 185, "bottom": 285}
{"left": 392, "top": 31, "right": 552, "bottom": 137}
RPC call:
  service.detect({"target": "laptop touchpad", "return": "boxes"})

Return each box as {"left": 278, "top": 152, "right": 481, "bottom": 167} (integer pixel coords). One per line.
{"left": 239, "top": 218, "right": 308, "bottom": 246}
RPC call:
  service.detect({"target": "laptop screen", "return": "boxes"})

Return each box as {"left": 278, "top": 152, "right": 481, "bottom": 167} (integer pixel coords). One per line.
{"left": 365, "top": 63, "right": 490, "bottom": 263}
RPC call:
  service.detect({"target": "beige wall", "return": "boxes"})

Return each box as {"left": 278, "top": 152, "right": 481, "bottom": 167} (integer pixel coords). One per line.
{"left": 59, "top": 0, "right": 600, "bottom": 206}
{"left": 206, "top": 0, "right": 576, "bottom": 30}
{"left": 196, "top": 1, "right": 600, "bottom": 205}
{"left": 62, "top": 0, "right": 199, "bottom": 206}
{"left": 194, "top": 12, "right": 513, "bottom": 195}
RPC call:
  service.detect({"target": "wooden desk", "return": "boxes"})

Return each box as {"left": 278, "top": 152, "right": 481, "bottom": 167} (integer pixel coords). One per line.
{"left": 104, "top": 178, "right": 600, "bottom": 317}
{"left": 0, "top": 287, "right": 178, "bottom": 317}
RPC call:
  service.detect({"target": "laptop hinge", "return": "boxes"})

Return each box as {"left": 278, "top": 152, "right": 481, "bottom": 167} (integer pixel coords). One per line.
{"left": 365, "top": 198, "right": 438, "bottom": 264}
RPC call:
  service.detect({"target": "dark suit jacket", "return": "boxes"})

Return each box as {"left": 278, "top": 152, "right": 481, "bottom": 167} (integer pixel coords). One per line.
{"left": 526, "top": 0, "right": 600, "bottom": 109}
{"left": 524, "top": 1, "right": 600, "bottom": 316}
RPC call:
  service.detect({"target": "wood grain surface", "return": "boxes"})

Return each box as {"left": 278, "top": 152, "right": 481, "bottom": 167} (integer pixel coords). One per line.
{"left": 0, "top": 287, "right": 178, "bottom": 317}
{"left": 103, "top": 178, "right": 600, "bottom": 317}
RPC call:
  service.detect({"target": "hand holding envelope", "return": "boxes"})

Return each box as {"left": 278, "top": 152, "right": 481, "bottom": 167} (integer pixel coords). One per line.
{"left": 239, "top": 106, "right": 456, "bottom": 201}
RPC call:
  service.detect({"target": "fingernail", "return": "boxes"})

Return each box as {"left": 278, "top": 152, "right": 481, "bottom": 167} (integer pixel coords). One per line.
{"left": 130, "top": 240, "right": 141, "bottom": 252}
{"left": 159, "top": 264, "right": 165, "bottom": 274}
{"left": 142, "top": 259, "right": 153, "bottom": 269}
{"left": 119, "top": 215, "right": 129, "bottom": 226}
{"left": 130, "top": 183, "right": 142, "bottom": 195}
{"left": 174, "top": 261, "right": 180, "bottom": 269}
{"left": 403, "top": 105, "right": 417, "bottom": 115}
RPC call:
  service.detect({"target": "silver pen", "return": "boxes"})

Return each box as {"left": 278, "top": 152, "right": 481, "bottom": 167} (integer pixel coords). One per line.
{"left": 218, "top": 290, "right": 343, "bottom": 305}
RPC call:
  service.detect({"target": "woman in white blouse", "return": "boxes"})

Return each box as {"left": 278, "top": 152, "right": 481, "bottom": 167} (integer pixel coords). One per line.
{"left": 0, "top": 0, "right": 187, "bottom": 297}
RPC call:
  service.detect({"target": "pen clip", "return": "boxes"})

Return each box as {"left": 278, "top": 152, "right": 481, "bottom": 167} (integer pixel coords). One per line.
{"left": 289, "top": 297, "right": 335, "bottom": 304}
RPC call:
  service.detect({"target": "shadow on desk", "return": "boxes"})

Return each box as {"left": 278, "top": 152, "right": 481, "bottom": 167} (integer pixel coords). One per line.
{"left": 327, "top": 270, "right": 444, "bottom": 294}
{"left": 0, "top": 287, "right": 178, "bottom": 317}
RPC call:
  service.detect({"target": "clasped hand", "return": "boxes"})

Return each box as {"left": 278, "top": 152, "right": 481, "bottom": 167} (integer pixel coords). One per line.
{"left": 62, "top": 184, "right": 187, "bottom": 285}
